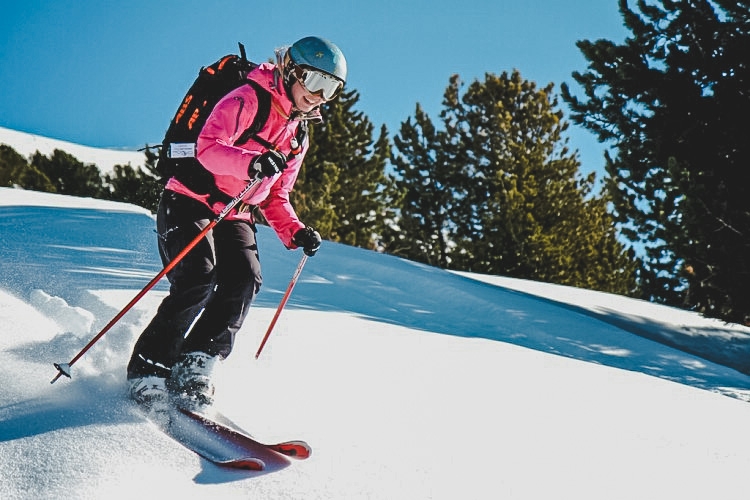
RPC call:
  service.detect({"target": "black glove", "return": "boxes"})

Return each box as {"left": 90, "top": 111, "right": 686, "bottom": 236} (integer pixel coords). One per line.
{"left": 249, "top": 149, "right": 287, "bottom": 179}
{"left": 292, "top": 226, "right": 322, "bottom": 256}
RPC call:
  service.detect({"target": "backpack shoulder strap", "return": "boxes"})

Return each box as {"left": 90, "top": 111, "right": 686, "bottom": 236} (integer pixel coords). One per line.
{"left": 234, "top": 78, "right": 310, "bottom": 161}
{"left": 235, "top": 79, "right": 272, "bottom": 147}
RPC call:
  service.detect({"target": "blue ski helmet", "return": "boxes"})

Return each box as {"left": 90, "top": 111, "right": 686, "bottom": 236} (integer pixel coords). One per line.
{"left": 288, "top": 36, "right": 347, "bottom": 83}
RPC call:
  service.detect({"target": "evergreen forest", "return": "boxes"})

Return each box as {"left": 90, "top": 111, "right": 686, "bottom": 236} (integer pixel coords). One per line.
{"left": 2, "top": 0, "right": 748, "bottom": 325}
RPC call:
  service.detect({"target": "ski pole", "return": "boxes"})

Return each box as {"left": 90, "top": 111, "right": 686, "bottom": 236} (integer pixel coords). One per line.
{"left": 51, "top": 178, "right": 261, "bottom": 384}
{"left": 255, "top": 253, "right": 308, "bottom": 359}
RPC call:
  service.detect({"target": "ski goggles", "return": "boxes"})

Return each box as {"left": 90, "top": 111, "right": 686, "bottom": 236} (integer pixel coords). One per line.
{"left": 294, "top": 66, "right": 344, "bottom": 101}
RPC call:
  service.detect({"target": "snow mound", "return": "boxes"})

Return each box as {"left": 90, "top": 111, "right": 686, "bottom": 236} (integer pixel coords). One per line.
{"left": 29, "top": 289, "right": 94, "bottom": 338}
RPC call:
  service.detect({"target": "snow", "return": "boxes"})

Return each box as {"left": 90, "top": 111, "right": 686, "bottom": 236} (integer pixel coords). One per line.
{"left": 2, "top": 138, "right": 750, "bottom": 499}
{"left": 0, "top": 126, "right": 145, "bottom": 174}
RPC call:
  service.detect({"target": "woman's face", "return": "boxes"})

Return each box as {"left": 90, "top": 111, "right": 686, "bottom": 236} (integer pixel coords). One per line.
{"left": 290, "top": 80, "right": 327, "bottom": 113}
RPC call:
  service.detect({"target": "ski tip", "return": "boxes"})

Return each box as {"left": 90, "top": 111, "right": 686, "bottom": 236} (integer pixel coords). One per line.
{"left": 271, "top": 441, "right": 312, "bottom": 460}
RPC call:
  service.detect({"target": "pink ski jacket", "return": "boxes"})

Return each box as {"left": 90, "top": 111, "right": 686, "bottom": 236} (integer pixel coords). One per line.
{"left": 165, "top": 62, "right": 308, "bottom": 249}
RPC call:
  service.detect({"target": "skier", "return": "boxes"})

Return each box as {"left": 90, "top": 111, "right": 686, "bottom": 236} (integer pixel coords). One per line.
{"left": 127, "top": 36, "right": 347, "bottom": 409}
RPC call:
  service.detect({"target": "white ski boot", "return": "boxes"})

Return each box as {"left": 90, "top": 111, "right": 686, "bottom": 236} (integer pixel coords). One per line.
{"left": 169, "top": 351, "right": 219, "bottom": 407}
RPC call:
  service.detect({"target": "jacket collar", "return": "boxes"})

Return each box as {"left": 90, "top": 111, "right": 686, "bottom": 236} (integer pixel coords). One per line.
{"left": 255, "top": 63, "right": 324, "bottom": 123}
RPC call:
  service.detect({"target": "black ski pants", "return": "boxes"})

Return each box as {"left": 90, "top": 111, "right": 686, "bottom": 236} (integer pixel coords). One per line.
{"left": 127, "top": 190, "right": 262, "bottom": 379}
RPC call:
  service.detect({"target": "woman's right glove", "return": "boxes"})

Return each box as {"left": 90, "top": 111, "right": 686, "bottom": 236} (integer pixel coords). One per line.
{"left": 249, "top": 150, "right": 287, "bottom": 179}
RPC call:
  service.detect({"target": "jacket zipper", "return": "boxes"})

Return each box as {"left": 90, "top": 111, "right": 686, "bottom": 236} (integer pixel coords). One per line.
{"left": 232, "top": 96, "right": 245, "bottom": 139}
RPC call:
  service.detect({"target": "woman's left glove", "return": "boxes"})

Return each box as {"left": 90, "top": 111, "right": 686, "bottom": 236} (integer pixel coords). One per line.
{"left": 292, "top": 226, "right": 322, "bottom": 256}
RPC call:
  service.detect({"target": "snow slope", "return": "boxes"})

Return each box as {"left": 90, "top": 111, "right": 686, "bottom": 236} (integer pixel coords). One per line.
{"left": 2, "top": 142, "right": 750, "bottom": 499}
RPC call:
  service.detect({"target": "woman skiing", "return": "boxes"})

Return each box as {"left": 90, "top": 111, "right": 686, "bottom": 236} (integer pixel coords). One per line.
{"left": 127, "top": 36, "right": 347, "bottom": 409}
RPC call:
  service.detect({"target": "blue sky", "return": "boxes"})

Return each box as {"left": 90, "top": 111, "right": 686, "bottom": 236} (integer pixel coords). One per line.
{"left": 0, "top": 0, "right": 629, "bottom": 178}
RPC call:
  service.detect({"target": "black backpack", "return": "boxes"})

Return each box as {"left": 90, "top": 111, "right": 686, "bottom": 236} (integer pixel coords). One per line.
{"left": 157, "top": 43, "right": 273, "bottom": 199}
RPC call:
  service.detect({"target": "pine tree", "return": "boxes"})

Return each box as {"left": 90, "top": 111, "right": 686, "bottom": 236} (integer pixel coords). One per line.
{"left": 293, "top": 90, "right": 393, "bottom": 249}
{"left": 30, "top": 149, "right": 104, "bottom": 198}
{"left": 387, "top": 103, "right": 463, "bottom": 267}
{"left": 562, "top": 0, "right": 750, "bottom": 323}
{"left": 390, "top": 71, "right": 637, "bottom": 294}
{"left": 456, "top": 71, "right": 636, "bottom": 291}
{"left": 0, "top": 145, "right": 26, "bottom": 187}
{"left": 104, "top": 147, "right": 162, "bottom": 212}
{"left": 0, "top": 145, "right": 55, "bottom": 192}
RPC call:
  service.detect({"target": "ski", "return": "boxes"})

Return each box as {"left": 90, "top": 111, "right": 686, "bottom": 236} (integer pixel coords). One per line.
{"left": 177, "top": 406, "right": 312, "bottom": 460}
{"left": 135, "top": 402, "right": 310, "bottom": 471}
{"left": 150, "top": 405, "right": 267, "bottom": 470}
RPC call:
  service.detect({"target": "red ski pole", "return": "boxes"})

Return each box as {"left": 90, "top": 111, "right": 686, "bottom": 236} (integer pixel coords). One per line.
{"left": 50, "top": 178, "right": 261, "bottom": 384}
{"left": 255, "top": 253, "right": 308, "bottom": 359}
